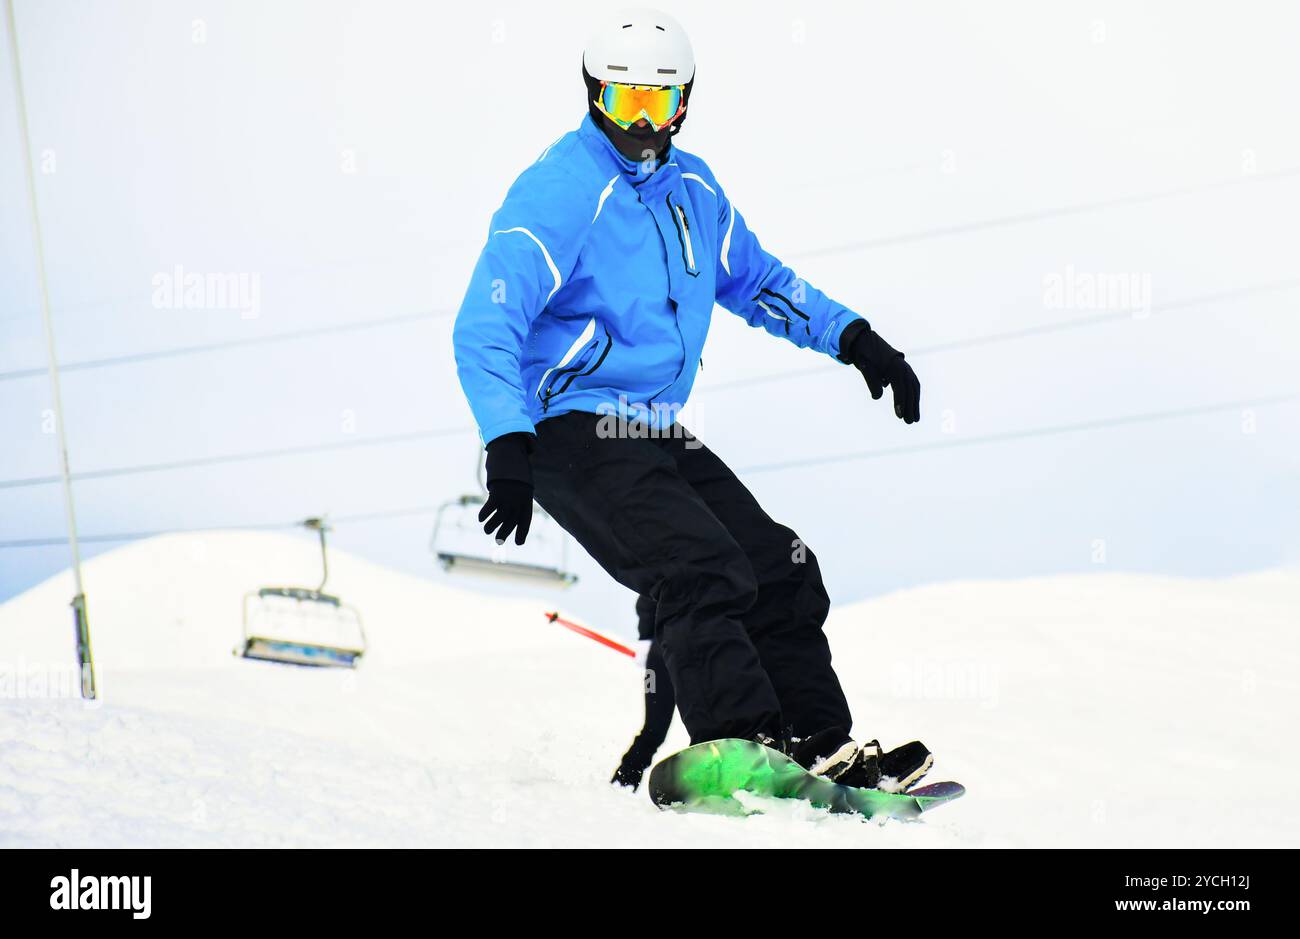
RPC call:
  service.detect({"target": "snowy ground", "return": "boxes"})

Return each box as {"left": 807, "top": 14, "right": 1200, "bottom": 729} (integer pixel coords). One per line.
{"left": 1, "top": 531, "right": 1297, "bottom": 848}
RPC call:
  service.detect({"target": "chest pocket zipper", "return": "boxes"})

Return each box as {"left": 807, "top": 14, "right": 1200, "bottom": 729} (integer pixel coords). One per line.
{"left": 537, "top": 321, "right": 614, "bottom": 413}
{"left": 667, "top": 195, "right": 699, "bottom": 277}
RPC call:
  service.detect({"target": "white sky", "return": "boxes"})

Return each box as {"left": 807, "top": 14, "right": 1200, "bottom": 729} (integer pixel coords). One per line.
{"left": 2, "top": 0, "right": 1298, "bottom": 634}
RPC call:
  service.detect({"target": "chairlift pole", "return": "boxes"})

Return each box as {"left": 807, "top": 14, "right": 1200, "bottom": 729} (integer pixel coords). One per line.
{"left": 5, "top": 0, "right": 95, "bottom": 699}
{"left": 303, "top": 517, "right": 330, "bottom": 593}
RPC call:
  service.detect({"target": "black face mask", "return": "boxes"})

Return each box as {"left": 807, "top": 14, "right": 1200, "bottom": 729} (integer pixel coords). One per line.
{"left": 582, "top": 64, "right": 693, "bottom": 163}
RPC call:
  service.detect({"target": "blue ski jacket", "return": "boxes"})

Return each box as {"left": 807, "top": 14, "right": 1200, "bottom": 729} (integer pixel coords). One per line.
{"left": 453, "top": 114, "right": 864, "bottom": 445}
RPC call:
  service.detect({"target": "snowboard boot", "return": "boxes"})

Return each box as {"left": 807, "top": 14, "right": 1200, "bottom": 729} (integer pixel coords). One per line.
{"left": 875, "top": 740, "right": 934, "bottom": 793}
{"left": 792, "top": 727, "right": 933, "bottom": 793}
{"left": 790, "top": 727, "right": 871, "bottom": 783}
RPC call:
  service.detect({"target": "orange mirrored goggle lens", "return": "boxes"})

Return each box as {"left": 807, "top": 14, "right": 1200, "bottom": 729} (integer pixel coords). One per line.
{"left": 595, "top": 82, "right": 685, "bottom": 131}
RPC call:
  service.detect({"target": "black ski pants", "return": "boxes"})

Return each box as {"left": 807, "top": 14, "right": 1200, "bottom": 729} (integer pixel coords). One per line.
{"left": 532, "top": 411, "right": 852, "bottom": 744}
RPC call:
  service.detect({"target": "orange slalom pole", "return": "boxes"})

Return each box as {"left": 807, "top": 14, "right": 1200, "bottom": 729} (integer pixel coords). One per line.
{"left": 544, "top": 611, "right": 637, "bottom": 658}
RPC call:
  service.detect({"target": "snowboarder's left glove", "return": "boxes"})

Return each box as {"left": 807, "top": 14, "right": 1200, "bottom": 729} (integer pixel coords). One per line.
{"left": 480, "top": 432, "right": 536, "bottom": 546}
{"left": 839, "top": 320, "right": 921, "bottom": 424}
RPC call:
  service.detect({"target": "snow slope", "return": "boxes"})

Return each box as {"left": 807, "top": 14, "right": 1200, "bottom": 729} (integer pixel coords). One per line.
{"left": 1, "top": 531, "right": 1297, "bottom": 848}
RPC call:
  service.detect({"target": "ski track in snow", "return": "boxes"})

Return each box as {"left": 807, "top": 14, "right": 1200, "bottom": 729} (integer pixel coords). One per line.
{"left": 1, "top": 531, "right": 1298, "bottom": 848}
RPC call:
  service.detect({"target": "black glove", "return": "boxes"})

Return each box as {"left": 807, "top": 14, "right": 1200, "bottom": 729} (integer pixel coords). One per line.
{"left": 839, "top": 320, "right": 921, "bottom": 424}
{"left": 611, "top": 738, "right": 656, "bottom": 791}
{"left": 479, "top": 432, "right": 535, "bottom": 546}
{"left": 610, "top": 760, "right": 647, "bottom": 791}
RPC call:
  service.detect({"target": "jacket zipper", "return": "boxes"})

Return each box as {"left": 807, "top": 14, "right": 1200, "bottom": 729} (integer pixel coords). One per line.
{"left": 538, "top": 326, "right": 613, "bottom": 413}
{"left": 675, "top": 204, "right": 696, "bottom": 271}
{"left": 759, "top": 288, "right": 812, "bottom": 338}
{"left": 648, "top": 299, "right": 686, "bottom": 415}
{"left": 649, "top": 193, "right": 694, "bottom": 415}
{"left": 665, "top": 194, "right": 698, "bottom": 276}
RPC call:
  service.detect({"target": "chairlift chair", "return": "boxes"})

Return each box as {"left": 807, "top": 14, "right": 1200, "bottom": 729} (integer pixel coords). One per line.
{"left": 239, "top": 517, "right": 368, "bottom": 668}
{"left": 430, "top": 447, "right": 578, "bottom": 587}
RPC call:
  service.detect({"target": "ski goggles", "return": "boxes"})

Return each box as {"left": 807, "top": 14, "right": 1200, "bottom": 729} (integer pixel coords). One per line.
{"left": 593, "top": 81, "right": 687, "bottom": 131}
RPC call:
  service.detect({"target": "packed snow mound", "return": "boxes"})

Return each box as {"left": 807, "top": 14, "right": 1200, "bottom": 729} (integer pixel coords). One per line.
{"left": 0, "top": 529, "right": 552, "bottom": 669}
{"left": 1, "top": 532, "right": 1298, "bottom": 848}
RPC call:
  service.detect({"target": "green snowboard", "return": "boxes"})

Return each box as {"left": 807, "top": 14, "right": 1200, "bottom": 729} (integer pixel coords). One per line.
{"left": 647, "top": 738, "right": 965, "bottom": 820}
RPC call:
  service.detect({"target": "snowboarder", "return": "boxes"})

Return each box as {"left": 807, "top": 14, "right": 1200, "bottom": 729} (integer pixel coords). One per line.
{"left": 611, "top": 595, "right": 676, "bottom": 790}
{"left": 453, "top": 8, "right": 930, "bottom": 791}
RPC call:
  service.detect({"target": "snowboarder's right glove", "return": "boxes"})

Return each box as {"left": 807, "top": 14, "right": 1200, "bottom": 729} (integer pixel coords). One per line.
{"left": 611, "top": 760, "right": 647, "bottom": 790}
{"left": 839, "top": 320, "right": 921, "bottom": 424}
{"left": 479, "top": 432, "right": 536, "bottom": 546}
{"left": 611, "top": 737, "right": 657, "bottom": 791}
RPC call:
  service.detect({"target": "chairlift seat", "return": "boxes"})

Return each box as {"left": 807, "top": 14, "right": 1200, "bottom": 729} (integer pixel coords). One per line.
{"left": 240, "top": 586, "right": 367, "bottom": 669}
{"left": 430, "top": 482, "right": 579, "bottom": 588}
{"left": 435, "top": 551, "right": 578, "bottom": 586}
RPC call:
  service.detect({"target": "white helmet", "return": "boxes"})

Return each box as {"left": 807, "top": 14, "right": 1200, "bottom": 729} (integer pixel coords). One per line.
{"left": 582, "top": 8, "right": 695, "bottom": 86}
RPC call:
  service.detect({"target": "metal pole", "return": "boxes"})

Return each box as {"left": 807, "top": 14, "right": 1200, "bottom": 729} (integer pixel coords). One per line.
{"left": 316, "top": 522, "right": 329, "bottom": 593}
{"left": 5, "top": 0, "right": 96, "bottom": 699}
